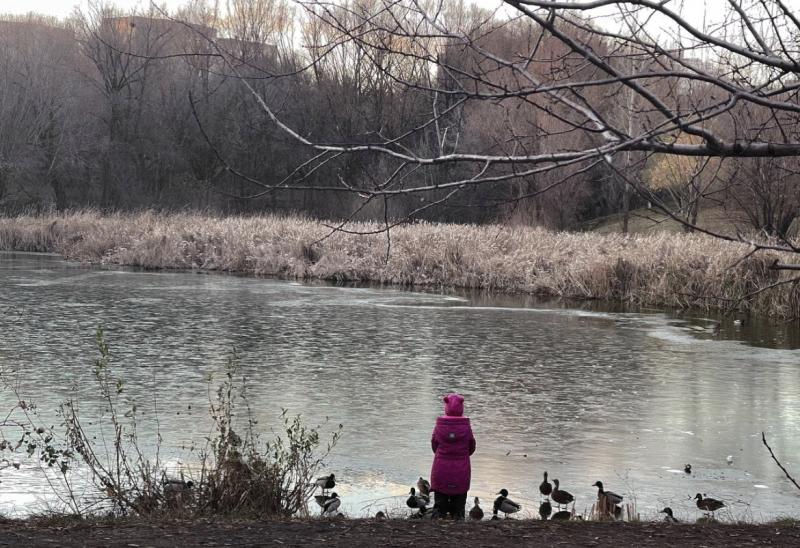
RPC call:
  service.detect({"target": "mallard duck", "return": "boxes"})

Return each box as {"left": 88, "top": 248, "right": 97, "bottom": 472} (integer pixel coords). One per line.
{"left": 551, "top": 479, "right": 574, "bottom": 509}
{"left": 684, "top": 464, "right": 692, "bottom": 474}
{"left": 469, "top": 497, "right": 484, "bottom": 520}
{"left": 593, "top": 481, "right": 623, "bottom": 505}
{"left": 315, "top": 473, "right": 336, "bottom": 492}
{"left": 695, "top": 493, "right": 724, "bottom": 516}
{"left": 539, "top": 471, "right": 552, "bottom": 498}
{"left": 493, "top": 489, "right": 521, "bottom": 517}
{"left": 417, "top": 477, "right": 431, "bottom": 497}
{"left": 314, "top": 494, "right": 329, "bottom": 508}
{"left": 322, "top": 492, "right": 340, "bottom": 515}
{"left": 162, "top": 478, "right": 194, "bottom": 509}
{"left": 551, "top": 510, "right": 572, "bottom": 520}
{"left": 163, "top": 478, "right": 194, "bottom": 491}
{"left": 406, "top": 487, "right": 429, "bottom": 512}
{"left": 660, "top": 507, "right": 679, "bottom": 523}
{"left": 539, "top": 499, "right": 552, "bottom": 520}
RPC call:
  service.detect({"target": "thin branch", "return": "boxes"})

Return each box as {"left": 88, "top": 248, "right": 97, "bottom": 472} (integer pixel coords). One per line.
{"left": 762, "top": 431, "right": 800, "bottom": 492}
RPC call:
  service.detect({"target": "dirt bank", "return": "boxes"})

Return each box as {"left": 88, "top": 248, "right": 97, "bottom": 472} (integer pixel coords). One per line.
{"left": 2, "top": 518, "right": 798, "bottom": 547}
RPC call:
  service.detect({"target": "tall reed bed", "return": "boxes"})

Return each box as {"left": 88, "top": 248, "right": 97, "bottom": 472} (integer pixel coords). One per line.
{"left": 1, "top": 210, "right": 798, "bottom": 318}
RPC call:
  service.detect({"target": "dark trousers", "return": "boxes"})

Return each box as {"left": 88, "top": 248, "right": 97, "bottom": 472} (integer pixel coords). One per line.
{"left": 433, "top": 492, "right": 467, "bottom": 519}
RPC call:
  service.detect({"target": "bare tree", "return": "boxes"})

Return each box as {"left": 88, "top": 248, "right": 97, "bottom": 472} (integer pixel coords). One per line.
{"left": 726, "top": 156, "right": 800, "bottom": 236}
{"left": 0, "top": 14, "right": 83, "bottom": 210}
{"left": 3, "top": 0, "right": 800, "bottom": 269}
{"left": 202, "top": 0, "right": 799, "bottom": 262}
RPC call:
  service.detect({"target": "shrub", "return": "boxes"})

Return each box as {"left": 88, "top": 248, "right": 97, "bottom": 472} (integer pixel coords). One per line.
{"left": 59, "top": 328, "right": 342, "bottom": 518}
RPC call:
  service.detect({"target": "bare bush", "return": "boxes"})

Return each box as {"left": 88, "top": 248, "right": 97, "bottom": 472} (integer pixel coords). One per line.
{"left": 59, "top": 327, "right": 342, "bottom": 517}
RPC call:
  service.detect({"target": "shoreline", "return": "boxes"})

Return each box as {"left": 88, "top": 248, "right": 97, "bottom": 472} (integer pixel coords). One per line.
{"left": 2, "top": 516, "right": 799, "bottom": 547}
{"left": 0, "top": 211, "right": 798, "bottom": 319}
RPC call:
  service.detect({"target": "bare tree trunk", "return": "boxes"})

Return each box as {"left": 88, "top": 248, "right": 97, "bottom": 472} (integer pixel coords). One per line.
{"left": 621, "top": 185, "right": 631, "bottom": 234}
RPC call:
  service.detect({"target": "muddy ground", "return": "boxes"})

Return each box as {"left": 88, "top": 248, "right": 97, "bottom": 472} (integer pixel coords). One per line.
{"left": 1, "top": 518, "right": 799, "bottom": 547}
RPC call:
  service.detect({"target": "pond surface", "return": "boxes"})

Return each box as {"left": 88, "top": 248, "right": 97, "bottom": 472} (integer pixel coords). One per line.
{"left": 1, "top": 251, "right": 800, "bottom": 521}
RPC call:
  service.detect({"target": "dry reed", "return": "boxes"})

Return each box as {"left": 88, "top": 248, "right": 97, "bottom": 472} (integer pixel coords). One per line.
{"left": 1, "top": 210, "right": 798, "bottom": 318}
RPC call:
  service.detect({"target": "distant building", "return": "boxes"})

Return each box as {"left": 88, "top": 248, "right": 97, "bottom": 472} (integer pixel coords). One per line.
{"left": 99, "top": 16, "right": 217, "bottom": 57}
{"left": 216, "top": 37, "right": 278, "bottom": 71}
{"left": 98, "top": 17, "right": 277, "bottom": 73}
{"left": 1, "top": 13, "right": 278, "bottom": 66}
{"left": 0, "top": 16, "right": 76, "bottom": 52}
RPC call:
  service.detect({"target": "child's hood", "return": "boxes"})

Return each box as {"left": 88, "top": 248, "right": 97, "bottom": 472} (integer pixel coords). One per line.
{"left": 443, "top": 393, "right": 465, "bottom": 416}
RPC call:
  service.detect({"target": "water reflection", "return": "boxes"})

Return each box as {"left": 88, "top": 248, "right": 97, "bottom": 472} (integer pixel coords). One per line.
{"left": 1, "top": 251, "right": 799, "bottom": 520}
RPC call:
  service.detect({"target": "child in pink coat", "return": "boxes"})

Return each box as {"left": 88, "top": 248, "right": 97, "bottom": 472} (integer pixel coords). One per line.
{"left": 429, "top": 393, "right": 476, "bottom": 519}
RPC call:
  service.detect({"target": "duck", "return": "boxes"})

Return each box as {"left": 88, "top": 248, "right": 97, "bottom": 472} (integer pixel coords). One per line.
{"left": 315, "top": 473, "right": 336, "bottom": 493}
{"left": 551, "top": 479, "right": 574, "bottom": 509}
{"left": 406, "top": 487, "right": 429, "bottom": 512}
{"left": 660, "top": 507, "right": 679, "bottom": 523}
{"left": 539, "top": 499, "right": 552, "bottom": 520}
{"left": 314, "top": 494, "right": 329, "bottom": 508}
{"left": 162, "top": 478, "right": 194, "bottom": 509}
{"left": 322, "top": 492, "right": 341, "bottom": 515}
{"left": 593, "top": 481, "right": 623, "bottom": 505}
{"left": 375, "top": 511, "right": 386, "bottom": 520}
{"left": 493, "top": 489, "right": 522, "bottom": 518}
{"left": 417, "top": 477, "right": 431, "bottom": 497}
{"left": 408, "top": 510, "right": 433, "bottom": 520}
{"left": 551, "top": 509, "right": 572, "bottom": 520}
{"left": 163, "top": 478, "right": 194, "bottom": 491}
{"left": 539, "top": 471, "right": 552, "bottom": 498}
{"left": 695, "top": 493, "right": 725, "bottom": 516}
{"left": 726, "top": 455, "right": 734, "bottom": 465}
{"left": 469, "top": 497, "right": 484, "bottom": 521}
{"left": 684, "top": 464, "right": 692, "bottom": 474}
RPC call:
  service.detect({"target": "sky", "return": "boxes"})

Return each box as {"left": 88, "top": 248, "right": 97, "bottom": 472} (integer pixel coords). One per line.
{"left": 1, "top": 0, "right": 793, "bottom": 41}
{"left": 1, "top": 0, "right": 708, "bottom": 20}
{"left": 3, "top": 0, "right": 150, "bottom": 18}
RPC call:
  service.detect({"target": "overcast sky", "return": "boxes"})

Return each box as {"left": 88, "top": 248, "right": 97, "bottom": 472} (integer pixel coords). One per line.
{"left": 3, "top": 0, "right": 715, "bottom": 20}
{"left": 5, "top": 0, "right": 158, "bottom": 18}
{"left": 3, "top": 0, "right": 793, "bottom": 45}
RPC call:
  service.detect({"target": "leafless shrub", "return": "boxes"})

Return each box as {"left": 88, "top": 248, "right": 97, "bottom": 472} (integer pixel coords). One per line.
{"left": 59, "top": 327, "right": 342, "bottom": 518}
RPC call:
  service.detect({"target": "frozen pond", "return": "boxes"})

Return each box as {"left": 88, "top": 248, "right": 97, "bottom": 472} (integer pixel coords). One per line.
{"left": 1, "top": 251, "right": 799, "bottom": 521}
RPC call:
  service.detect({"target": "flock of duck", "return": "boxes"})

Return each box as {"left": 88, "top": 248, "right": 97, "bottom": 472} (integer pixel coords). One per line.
{"left": 313, "top": 470, "right": 727, "bottom": 522}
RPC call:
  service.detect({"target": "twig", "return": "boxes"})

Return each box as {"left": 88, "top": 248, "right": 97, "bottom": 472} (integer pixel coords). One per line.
{"left": 762, "top": 431, "right": 800, "bottom": 491}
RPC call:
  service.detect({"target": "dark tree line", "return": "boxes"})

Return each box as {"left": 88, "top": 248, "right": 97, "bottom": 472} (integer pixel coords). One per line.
{"left": 1, "top": 1, "right": 799, "bottom": 240}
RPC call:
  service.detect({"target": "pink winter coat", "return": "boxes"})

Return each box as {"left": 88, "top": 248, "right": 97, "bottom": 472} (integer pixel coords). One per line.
{"left": 430, "top": 393, "right": 476, "bottom": 495}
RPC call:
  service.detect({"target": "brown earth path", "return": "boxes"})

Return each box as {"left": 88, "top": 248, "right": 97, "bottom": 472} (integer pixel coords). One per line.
{"left": 1, "top": 518, "right": 798, "bottom": 547}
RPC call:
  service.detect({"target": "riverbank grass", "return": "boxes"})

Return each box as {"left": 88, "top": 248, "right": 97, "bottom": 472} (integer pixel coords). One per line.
{"left": 0, "top": 211, "right": 798, "bottom": 318}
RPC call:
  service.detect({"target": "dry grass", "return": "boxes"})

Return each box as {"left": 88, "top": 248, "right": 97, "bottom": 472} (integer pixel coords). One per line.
{"left": 1, "top": 210, "right": 799, "bottom": 318}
